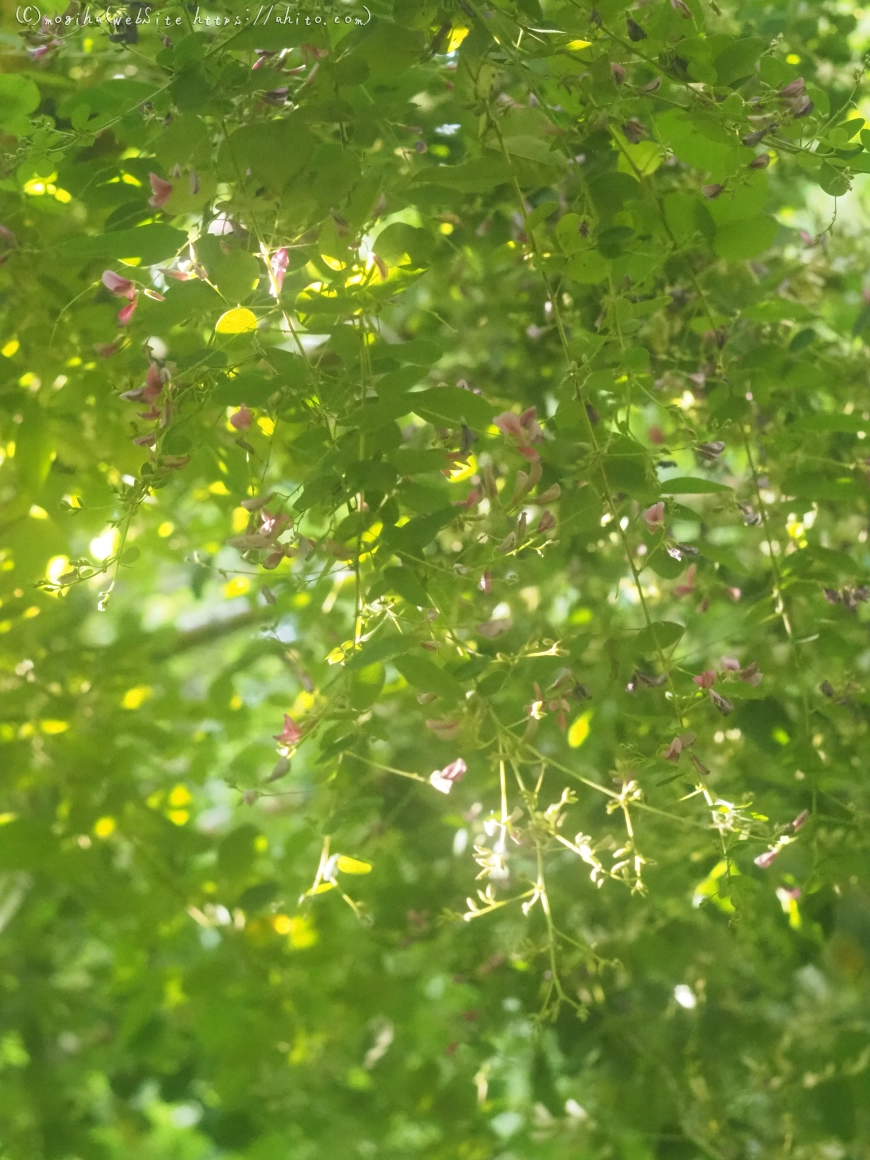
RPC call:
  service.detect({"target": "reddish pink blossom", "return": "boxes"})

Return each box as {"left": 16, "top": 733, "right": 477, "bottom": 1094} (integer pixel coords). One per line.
{"left": 273, "top": 714, "right": 302, "bottom": 745}
{"left": 230, "top": 406, "right": 253, "bottom": 431}
{"left": 454, "top": 488, "right": 481, "bottom": 510}
{"left": 494, "top": 412, "right": 524, "bottom": 439}
{"left": 429, "top": 757, "right": 467, "bottom": 794}
{"left": 754, "top": 848, "right": 779, "bottom": 869}
{"left": 648, "top": 425, "right": 665, "bottom": 444}
{"left": 102, "top": 270, "right": 136, "bottom": 299}
{"left": 148, "top": 172, "right": 174, "bottom": 209}
{"left": 162, "top": 267, "right": 194, "bottom": 281}
{"left": 146, "top": 362, "right": 163, "bottom": 392}
{"left": 792, "top": 809, "right": 809, "bottom": 832}
{"left": 117, "top": 301, "right": 138, "bottom": 327}
{"left": 674, "top": 563, "right": 696, "bottom": 597}
{"left": 693, "top": 670, "right": 716, "bottom": 689}
{"left": 227, "top": 509, "right": 291, "bottom": 552}
{"left": 494, "top": 407, "right": 544, "bottom": 460}
{"left": 663, "top": 737, "right": 682, "bottom": 762}
{"left": 271, "top": 247, "right": 289, "bottom": 295}
{"left": 643, "top": 502, "right": 665, "bottom": 534}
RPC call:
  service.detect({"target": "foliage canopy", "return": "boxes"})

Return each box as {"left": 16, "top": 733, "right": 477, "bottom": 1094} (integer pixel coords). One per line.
{"left": 2, "top": 0, "right": 870, "bottom": 1157}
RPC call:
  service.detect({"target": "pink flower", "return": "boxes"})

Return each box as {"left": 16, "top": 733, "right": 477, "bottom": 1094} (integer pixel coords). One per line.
{"left": 739, "top": 662, "right": 762, "bottom": 687}
{"left": 102, "top": 270, "right": 136, "bottom": 299}
{"left": 754, "top": 848, "right": 779, "bottom": 869}
{"left": 693, "top": 670, "right": 716, "bottom": 689}
{"left": 146, "top": 361, "right": 164, "bottom": 394}
{"left": 161, "top": 267, "right": 194, "bottom": 281}
{"left": 429, "top": 758, "right": 467, "bottom": 794}
{"left": 643, "top": 502, "right": 664, "bottom": 534}
{"left": 494, "top": 407, "right": 545, "bottom": 461}
{"left": 117, "top": 301, "right": 137, "bottom": 327}
{"left": 648, "top": 425, "right": 665, "bottom": 444}
{"left": 148, "top": 172, "right": 174, "bottom": 209}
{"left": 453, "top": 488, "right": 481, "bottom": 510}
{"left": 228, "top": 510, "right": 290, "bottom": 552}
{"left": 721, "top": 656, "right": 741, "bottom": 671}
{"left": 663, "top": 737, "right": 682, "bottom": 762}
{"left": 478, "top": 570, "right": 492, "bottom": 594}
{"left": 273, "top": 714, "right": 302, "bottom": 745}
{"left": 230, "top": 406, "right": 253, "bottom": 431}
{"left": 271, "top": 247, "right": 289, "bottom": 295}
{"left": 494, "top": 412, "right": 524, "bottom": 439}
{"left": 537, "top": 510, "right": 556, "bottom": 534}
{"left": 792, "top": 809, "right": 809, "bottom": 832}
{"left": 674, "top": 563, "right": 696, "bottom": 597}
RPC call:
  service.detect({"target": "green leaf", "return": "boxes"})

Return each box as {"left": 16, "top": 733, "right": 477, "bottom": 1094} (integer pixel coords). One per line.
{"left": 56, "top": 225, "right": 189, "bottom": 264}
{"left": 373, "top": 223, "right": 433, "bottom": 269}
{"left": 0, "top": 75, "right": 41, "bottom": 136}
{"left": 714, "top": 215, "right": 778, "bottom": 260}
{"left": 713, "top": 37, "right": 766, "bottom": 85}
{"left": 408, "top": 388, "right": 494, "bottom": 429}
{"left": 379, "top": 565, "right": 431, "bottom": 607}
{"left": 565, "top": 250, "right": 609, "bottom": 284}
{"left": 414, "top": 157, "right": 515, "bottom": 192}
{"left": 635, "top": 621, "right": 685, "bottom": 654}
{"left": 393, "top": 654, "right": 463, "bottom": 702}
{"left": 212, "top": 371, "right": 277, "bottom": 407}
{"left": 348, "top": 663, "right": 386, "bottom": 712}
{"left": 659, "top": 477, "right": 732, "bottom": 494}
{"left": 346, "top": 635, "right": 410, "bottom": 671}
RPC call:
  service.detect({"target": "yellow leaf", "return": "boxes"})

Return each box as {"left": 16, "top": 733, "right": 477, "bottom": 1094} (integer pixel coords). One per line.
{"left": 336, "top": 855, "right": 372, "bottom": 875}
{"left": 447, "top": 25, "right": 469, "bottom": 51}
{"left": 168, "top": 784, "right": 192, "bottom": 807}
{"left": 567, "top": 711, "right": 592, "bottom": 748}
{"left": 448, "top": 454, "right": 478, "bottom": 483}
{"left": 40, "top": 719, "right": 68, "bottom": 734}
{"left": 692, "top": 860, "right": 738, "bottom": 913}
{"left": 304, "top": 881, "right": 336, "bottom": 896}
{"left": 93, "top": 816, "right": 116, "bottom": 839}
{"left": 122, "top": 685, "right": 151, "bottom": 710}
{"left": 215, "top": 307, "right": 258, "bottom": 335}
{"left": 223, "top": 576, "right": 250, "bottom": 599}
